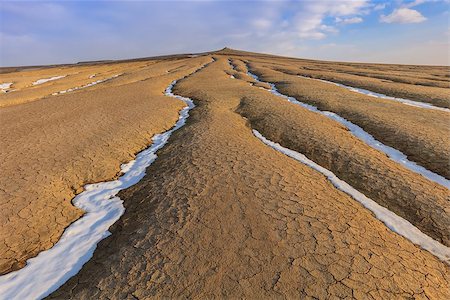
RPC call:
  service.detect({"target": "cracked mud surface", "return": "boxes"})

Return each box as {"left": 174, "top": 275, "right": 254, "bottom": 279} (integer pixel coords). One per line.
{"left": 246, "top": 62, "right": 450, "bottom": 179}
{"left": 242, "top": 55, "right": 450, "bottom": 108}
{"left": 229, "top": 65, "right": 450, "bottom": 246}
{"left": 0, "top": 61, "right": 146, "bottom": 107}
{"left": 296, "top": 63, "right": 450, "bottom": 89}
{"left": 48, "top": 55, "right": 449, "bottom": 299}
{"left": 0, "top": 56, "right": 211, "bottom": 274}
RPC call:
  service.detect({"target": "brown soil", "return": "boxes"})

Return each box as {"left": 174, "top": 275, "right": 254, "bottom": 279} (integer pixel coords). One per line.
{"left": 246, "top": 62, "right": 450, "bottom": 179}
{"left": 1, "top": 49, "right": 448, "bottom": 298}
{"left": 0, "top": 61, "right": 158, "bottom": 107}
{"left": 49, "top": 57, "right": 449, "bottom": 299}
{"left": 0, "top": 56, "right": 211, "bottom": 274}
{"left": 322, "top": 68, "right": 449, "bottom": 89}
{"left": 281, "top": 59, "right": 450, "bottom": 88}
{"left": 225, "top": 59, "right": 271, "bottom": 89}
{"left": 269, "top": 63, "right": 450, "bottom": 109}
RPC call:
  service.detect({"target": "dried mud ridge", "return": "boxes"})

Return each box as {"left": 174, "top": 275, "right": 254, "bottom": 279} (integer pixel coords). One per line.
{"left": 246, "top": 63, "right": 450, "bottom": 180}
{"left": 0, "top": 49, "right": 449, "bottom": 299}
{"left": 0, "top": 56, "right": 212, "bottom": 275}
{"left": 237, "top": 61, "right": 449, "bottom": 246}
{"left": 49, "top": 56, "right": 449, "bottom": 299}
{"left": 0, "top": 60, "right": 214, "bottom": 300}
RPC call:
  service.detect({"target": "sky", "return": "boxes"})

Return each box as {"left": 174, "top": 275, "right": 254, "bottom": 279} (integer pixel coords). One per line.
{"left": 1, "top": 0, "right": 449, "bottom": 67}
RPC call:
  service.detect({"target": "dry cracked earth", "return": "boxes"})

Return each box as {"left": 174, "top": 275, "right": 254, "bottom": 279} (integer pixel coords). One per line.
{"left": 0, "top": 48, "right": 449, "bottom": 299}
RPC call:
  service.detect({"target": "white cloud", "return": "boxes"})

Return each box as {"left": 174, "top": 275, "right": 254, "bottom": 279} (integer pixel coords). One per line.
{"left": 327, "top": 0, "right": 369, "bottom": 15}
{"left": 291, "top": 0, "right": 368, "bottom": 39}
{"left": 373, "top": 3, "right": 387, "bottom": 10}
{"left": 404, "top": 0, "right": 427, "bottom": 8}
{"left": 3, "top": 0, "right": 446, "bottom": 66}
{"left": 403, "top": 0, "right": 449, "bottom": 8}
{"left": 335, "top": 17, "right": 363, "bottom": 24}
{"left": 380, "top": 8, "right": 427, "bottom": 23}
{"left": 320, "top": 24, "right": 339, "bottom": 33}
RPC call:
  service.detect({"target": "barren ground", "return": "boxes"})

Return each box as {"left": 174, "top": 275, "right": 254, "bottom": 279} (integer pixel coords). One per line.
{"left": 0, "top": 48, "right": 448, "bottom": 299}
{"left": 0, "top": 56, "right": 211, "bottom": 274}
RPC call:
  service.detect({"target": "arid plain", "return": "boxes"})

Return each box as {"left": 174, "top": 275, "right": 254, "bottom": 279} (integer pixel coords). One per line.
{"left": 0, "top": 48, "right": 449, "bottom": 299}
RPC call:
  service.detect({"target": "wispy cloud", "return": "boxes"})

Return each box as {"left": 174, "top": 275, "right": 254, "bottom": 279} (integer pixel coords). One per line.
{"left": 373, "top": 3, "right": 387, "bottom": 10}
{"left": 380, "top": 7, "right": 427, "bottom": 23}
{"left": 290, "top": 0, "right": 368, "bottom": 39}
{"left": 335, "top": 17, "right": 364, "bottom": 24}
{"left": 0, "top": 0, "right": 448, "bottom": 66}
{"left": 378, "top": 0, "right": 435, "bottom": 24}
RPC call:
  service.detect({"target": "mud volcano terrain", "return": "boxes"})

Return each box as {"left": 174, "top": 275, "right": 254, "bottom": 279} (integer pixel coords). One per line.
{"left": 0, "top": 48, "right": 449, "bottom": 299}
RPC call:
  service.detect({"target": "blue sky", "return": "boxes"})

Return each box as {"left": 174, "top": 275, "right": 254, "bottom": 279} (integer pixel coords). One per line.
{"left": 1, "top": 0, "right": 449, "bottom": 66}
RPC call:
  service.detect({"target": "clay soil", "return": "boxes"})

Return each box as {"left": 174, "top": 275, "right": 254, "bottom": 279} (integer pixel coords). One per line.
{"left": 246, "top": 61, "right": 450, "bottom": 179}
{"left": 0, "top": 49, "right": 448, "bottom": 298}
{"left": 0, "top": 56, "right": 211, "bottom": 274}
